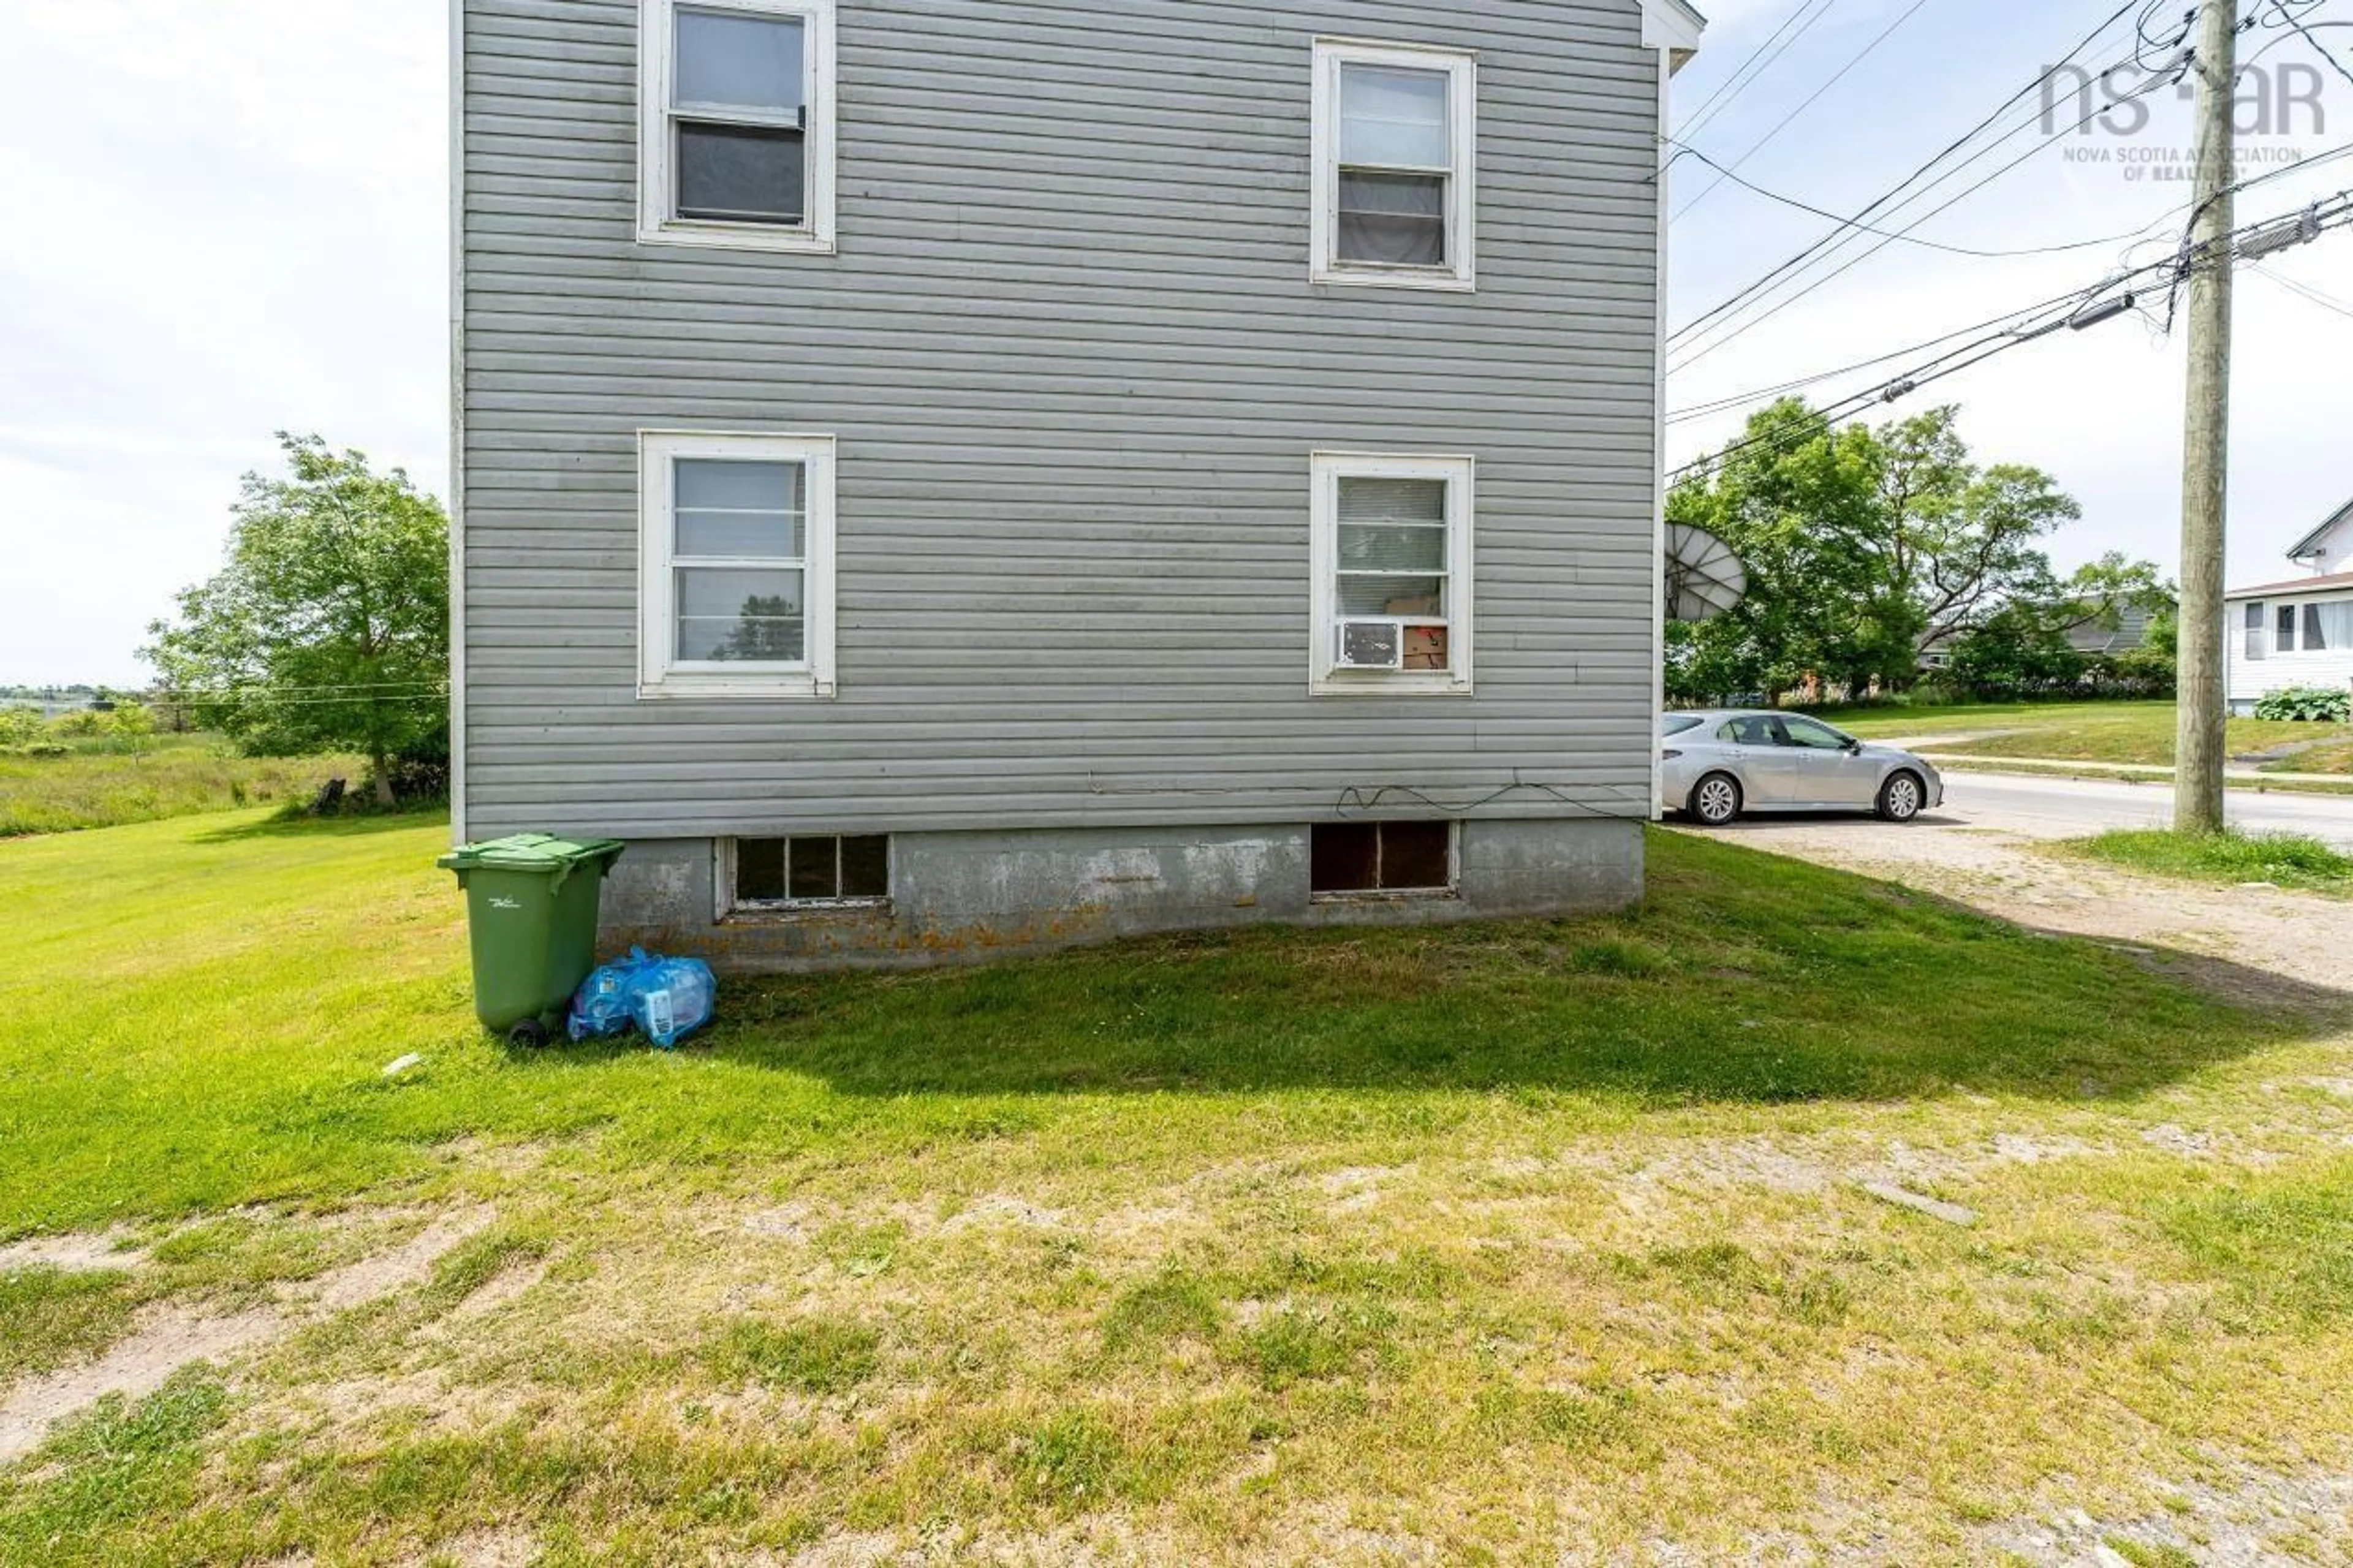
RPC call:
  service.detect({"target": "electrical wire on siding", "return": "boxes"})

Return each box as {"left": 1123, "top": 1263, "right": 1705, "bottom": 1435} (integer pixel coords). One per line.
{"left": 1078, "top": 772, "right": 1656, "bottom": 819}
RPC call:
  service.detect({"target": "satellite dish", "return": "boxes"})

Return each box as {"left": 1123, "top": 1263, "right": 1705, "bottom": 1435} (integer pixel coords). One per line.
{"left": 1665, "top": 524, "right": 1748, "bottom": 623}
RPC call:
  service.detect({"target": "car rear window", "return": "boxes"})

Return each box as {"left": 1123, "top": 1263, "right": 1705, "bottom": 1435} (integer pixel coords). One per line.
{"left": 1662, "top": 715, "right": 1707, "bottom": 737}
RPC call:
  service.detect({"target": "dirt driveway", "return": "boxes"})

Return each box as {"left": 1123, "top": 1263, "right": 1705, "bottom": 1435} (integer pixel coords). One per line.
{"left": 1694, "top": 806, "right": 2353, "bottom": 1010}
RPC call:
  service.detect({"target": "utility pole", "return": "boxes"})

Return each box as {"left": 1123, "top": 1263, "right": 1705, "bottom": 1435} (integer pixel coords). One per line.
{"left": 2174, "top": 0, "right": 2237, "bottom": 835}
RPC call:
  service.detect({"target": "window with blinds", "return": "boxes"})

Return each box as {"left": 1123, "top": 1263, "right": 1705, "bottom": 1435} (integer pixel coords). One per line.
{"left": 1311, "top": 453, "right": 1476, "bottom": 694}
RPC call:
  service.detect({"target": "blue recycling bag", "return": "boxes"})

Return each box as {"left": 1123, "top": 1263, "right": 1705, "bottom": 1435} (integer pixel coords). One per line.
{"left": 568, "top": 948, "right": 717, "bottom": 1050}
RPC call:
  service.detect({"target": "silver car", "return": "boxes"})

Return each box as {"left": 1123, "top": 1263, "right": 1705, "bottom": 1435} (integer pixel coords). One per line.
{"left": 1661, "top": 710, "right": 1945, "bottom": 827}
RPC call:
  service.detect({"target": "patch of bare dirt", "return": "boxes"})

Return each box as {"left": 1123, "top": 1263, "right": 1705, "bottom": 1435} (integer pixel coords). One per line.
{"left": 398, "top": 1528, "right": 538, "bottom": 1568}
{"left": 1700, "top": 819, "right": 2353, "bottom": 1010}
{"left": 0, "top": 1229, "right": 146, "bottom": 1273}
{"left": 445, "top": 1259, "right": 547, "bottom": 1324}
{"left": 0, "top": 1306, "right": 281, "bottom": 1463}
{"left": 936, "top": 1195, "right": 1066, "bottom": 1235}
{"left": 306, "top": 1208, "right": 494, "bottom": 1312}
{"left": 1974, "top": 1464, "right": 2353, "bottom": 1565}
{"left": 0, "top": 1208, "right": 497, "bottom": 1467}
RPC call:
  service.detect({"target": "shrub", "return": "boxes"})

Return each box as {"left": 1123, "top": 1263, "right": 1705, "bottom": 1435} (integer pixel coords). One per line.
{"left": 2254, "top": 686, "right": 2352, "bottom": 724}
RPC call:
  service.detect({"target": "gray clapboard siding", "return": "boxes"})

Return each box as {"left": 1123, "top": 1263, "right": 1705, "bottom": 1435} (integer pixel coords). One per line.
{"left": 460, "top": 0, "right": 1669, "bottom": 843}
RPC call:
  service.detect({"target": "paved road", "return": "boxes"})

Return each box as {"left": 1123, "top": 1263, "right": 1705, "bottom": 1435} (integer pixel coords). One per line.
{"left": 1715, "top": 770, "right": 2353, "bottom": 849}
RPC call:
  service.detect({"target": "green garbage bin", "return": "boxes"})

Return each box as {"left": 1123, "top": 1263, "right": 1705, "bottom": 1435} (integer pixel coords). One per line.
{"left": 439, "top": 834, "right": 626, "bottom": 1047}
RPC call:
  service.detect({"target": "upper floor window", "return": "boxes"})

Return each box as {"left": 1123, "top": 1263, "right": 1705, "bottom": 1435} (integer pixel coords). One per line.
{"left": 638, "top": 432, "right": 838, "bottom": 700}
{"left": 1309, "top": 452, "right": 1476, "bottom": 696}
{"left": 1311, "top": 39, "right": 1477, "bottom": 291}
{"left": 638, "top": 0, "right": 837, "bottom": 253}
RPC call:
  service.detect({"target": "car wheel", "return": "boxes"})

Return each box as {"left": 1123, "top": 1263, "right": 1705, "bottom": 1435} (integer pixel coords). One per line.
{"left": 1877, "top": 771, "right": 1925, "bottom": 824}
{"left": 1689, "top": 773, "right": 1743, "bottom": 827}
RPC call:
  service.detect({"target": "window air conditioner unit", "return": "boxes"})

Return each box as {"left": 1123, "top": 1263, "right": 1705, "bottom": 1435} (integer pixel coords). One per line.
{"left": 1337, "top": 621, "right": 1403, "bottom": 670}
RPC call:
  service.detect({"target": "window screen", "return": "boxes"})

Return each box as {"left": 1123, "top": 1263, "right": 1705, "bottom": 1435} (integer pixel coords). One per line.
{"left": 672, "top": 7, "right": 807, "bottom": 225}
{"left": 2246, "top": 603, "right": 2268, "bottom": 661}
{"left": 2279, "top": 604, "right": 2300, "bottom": 654}
{"left": 1311, "top": 822, "right": 1455, "bottom": 895}
{"left": 672, "top": 458, "right": 806, "bottom": 665}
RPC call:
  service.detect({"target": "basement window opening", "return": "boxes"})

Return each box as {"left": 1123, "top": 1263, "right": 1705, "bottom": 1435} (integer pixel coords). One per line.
{"left": 1311, "top": 821, "right": 1457, "bottom": 898}
{"left": 731, "top": 835, "right": 889, "bottom": 911}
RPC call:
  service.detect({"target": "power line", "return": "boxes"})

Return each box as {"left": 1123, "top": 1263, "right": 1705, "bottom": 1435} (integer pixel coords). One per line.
{"left": 1664, "top": 280, "right": 2121, "bottom": 424}
{"left": 1672, "top": 0, "right": 1938, "bottom": 224}
{"left": 1667, "top": 0, "right": 2164, "bottom": 355}
{"left": 143, "top": 680, "right": 452, "bottom": 695}
{"left": 2251, "top": 261, "right": 2353, "bottom": 314}
{"left": 1675, "top": 0, "right": 1847, "bottom": 142}
{"left": 1667, "top": 140, "right": 2353, "bottom": 429}
{"left": 1670, "top": 56, "right": 2193, "bottom": 374}
{"left": 1664, "top": 141, "right": 2183, "bottom": 256}
{"left": 2264, "top": 0, "right": 2353, "bottom": 84}
{"left": 1664, "top": 189, "right": 2353, "bottom": 486}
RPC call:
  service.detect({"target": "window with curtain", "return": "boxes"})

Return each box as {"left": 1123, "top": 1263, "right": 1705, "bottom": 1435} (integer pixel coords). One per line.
{"left": 2303, "top": 601, "right": 2353, "bottom": 651}
{"left": 640, "top": 0, "right": 836, "bottom": 252}
{"left": 1313, "top": 41, "right": 1476, "bottom": 289}
{"left": 1311, "top": 452, "right": 1476, "bottom": 694}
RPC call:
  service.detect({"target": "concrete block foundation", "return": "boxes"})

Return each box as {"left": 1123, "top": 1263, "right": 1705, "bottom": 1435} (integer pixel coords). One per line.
{"left": 600, "top": 819, "right": 1645, "bottom": 973}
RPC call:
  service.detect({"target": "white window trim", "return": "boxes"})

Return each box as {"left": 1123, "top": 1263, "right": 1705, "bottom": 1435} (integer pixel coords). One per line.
{"left": 1309, "top": 450, "right": 1476, "bottom": 698}
{"left": 638, "top": 430, "right": 838, "bottom": 701}
{"left": 638, "top": 0, "right": 838, "bottom": 254}
{"left": 1310, "top": 37, "right": 1478, "bottom": 292}
{"left": 1309, "top": 820, "right": 1463, "bottom": 903}
{"left": 715, "top": 836, "right": 892, "bottom": 920}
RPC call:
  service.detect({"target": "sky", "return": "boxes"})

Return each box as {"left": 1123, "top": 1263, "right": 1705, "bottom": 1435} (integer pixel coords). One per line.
{"left": 1, "top": 0, "right": 2348, "bottom": 686}
{"left": 1664, "top": 0, "right": 2353, "bottom": 585}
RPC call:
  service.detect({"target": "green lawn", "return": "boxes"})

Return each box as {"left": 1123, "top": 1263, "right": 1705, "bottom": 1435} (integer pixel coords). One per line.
{"left": 4, "top": 812, "right": 2352, "bottom": 1562}
{"left": 2069, "top": 830, "right": 2353, "bottom": 896}
{"left": 2286, "top": 737, "right": 2353, "bottom": 776}
{"left": 0, "top": 733, "right": 365, "bottom": 838}
{"left": 1822, "top": 699, "right": 2176, "bottom": 741}
{"left": 1824, "top": 700, "right": 2353, "bottom": 771}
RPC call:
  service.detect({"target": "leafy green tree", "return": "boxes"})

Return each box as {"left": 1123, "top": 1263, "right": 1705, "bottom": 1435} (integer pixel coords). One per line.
{"left": 143, "top": 434, "right": 449, "bottom": 805}
{"left": 1946, "top": 607, "right": 2088, "bottom": 700}
{"left": 1667, "top": 401, "right": 2105, "bottom": 703}
{"left": 716, "top": 596, "right": 803, "bottom": 662}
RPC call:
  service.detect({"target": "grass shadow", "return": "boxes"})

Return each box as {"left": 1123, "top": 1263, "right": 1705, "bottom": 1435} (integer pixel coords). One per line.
{"left": 605, "top": 832, "right": 2342, "bottom": 1107}
{"left": 191, "top": 804, "right": 450, "bottom": 846}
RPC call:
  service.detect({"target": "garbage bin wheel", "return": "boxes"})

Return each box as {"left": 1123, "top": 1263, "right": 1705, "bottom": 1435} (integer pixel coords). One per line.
{"left": 508, "top": 1018, "right": 552, "bottom": 1050}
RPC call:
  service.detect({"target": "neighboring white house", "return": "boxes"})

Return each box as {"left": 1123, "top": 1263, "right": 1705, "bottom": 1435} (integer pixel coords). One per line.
{"left": 2226, "top": 498, "right": 2353, "bottom": 714}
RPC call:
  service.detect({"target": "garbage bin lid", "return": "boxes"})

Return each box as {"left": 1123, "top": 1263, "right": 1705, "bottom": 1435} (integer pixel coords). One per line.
{"left": 437, "top": 833, "right": 627, "bottom": 873}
